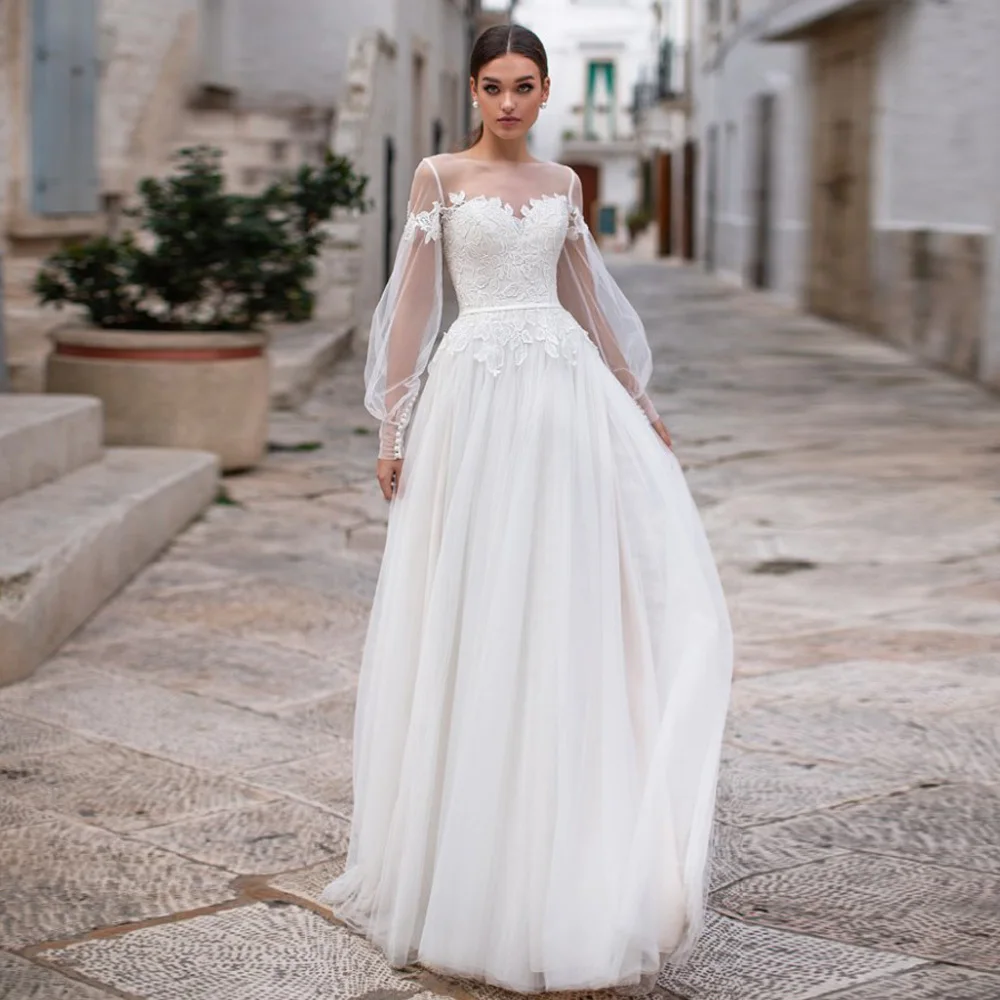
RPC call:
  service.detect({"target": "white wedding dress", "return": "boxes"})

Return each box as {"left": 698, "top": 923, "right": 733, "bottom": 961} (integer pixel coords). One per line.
{"left": 321, "top": 153, "right": 732, "bottom": 994}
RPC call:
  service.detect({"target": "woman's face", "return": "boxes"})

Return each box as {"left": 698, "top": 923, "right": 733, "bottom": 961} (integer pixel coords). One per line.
{"left": 471, "top": 53, "right": 549, "bottom": 143}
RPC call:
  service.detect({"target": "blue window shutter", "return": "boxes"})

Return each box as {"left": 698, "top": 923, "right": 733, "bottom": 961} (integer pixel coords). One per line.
{"left": 32, "top": 0, "right": 99, "bottom": 215}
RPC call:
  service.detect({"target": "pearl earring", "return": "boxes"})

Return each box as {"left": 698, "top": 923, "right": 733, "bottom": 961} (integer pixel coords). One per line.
{"left": 541, "top": 101, "right": 548, "bottom": 109}
{"left": 472, "top": 99, "right": 479, "bottom": 108}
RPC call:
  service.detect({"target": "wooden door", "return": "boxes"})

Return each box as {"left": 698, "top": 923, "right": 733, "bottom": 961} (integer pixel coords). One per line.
{"left": 566, "top": 162, "right": 600, "bottom": 233}
{"left": 751, "top": 93, "right": 776, "bottom": 289}
{"left": 656, "top": 151, "right": 673, "bottom": 257}
{"left": 705, "top": 126, "right": 719, "bottom": 271}
{"left": 682, "top": 140, "right": 697, "bottom": 261}
{"left": 808, "top": 14, "right": 878, "bottom": 327}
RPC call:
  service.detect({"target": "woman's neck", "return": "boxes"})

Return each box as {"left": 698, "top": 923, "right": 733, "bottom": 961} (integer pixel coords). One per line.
{"left": 465, "top": 130, "right": 535, "bottom": 164}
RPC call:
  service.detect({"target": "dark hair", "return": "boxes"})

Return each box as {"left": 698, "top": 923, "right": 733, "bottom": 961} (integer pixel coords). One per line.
{"left": 467, "top": 24, "right": 549, "bottom": 148}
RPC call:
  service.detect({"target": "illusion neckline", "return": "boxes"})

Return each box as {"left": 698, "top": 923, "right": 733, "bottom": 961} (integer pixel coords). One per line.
{"left": 445, "top": 191, "right": 570, "bottom": 222}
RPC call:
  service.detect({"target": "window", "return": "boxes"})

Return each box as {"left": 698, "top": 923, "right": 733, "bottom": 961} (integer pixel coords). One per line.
{"left": 585, "top": 60, "right": 616, "bottom": 140}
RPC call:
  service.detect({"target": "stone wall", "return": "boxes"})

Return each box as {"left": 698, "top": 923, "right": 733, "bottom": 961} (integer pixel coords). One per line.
{"left": 99, "top": 0, "right": 200, "bottom": 194}
{"left": 871, "top": 228, "right": 988, "bottom": 380}
{"left": 695, "top": 0, "right": 1000, "bottom": 388}
{"left": 0, "top": 5, "right": 10, "bottom": 247}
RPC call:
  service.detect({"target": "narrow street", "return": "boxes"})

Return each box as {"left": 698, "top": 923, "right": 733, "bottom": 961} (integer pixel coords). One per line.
{"left": 2, "top": 263, "right": 999, "bottom": 1000}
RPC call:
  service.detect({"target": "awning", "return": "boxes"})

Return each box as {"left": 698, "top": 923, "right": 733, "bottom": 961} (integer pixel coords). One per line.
{"left": 758, "top": 0, "right": 903, "bottom": 42}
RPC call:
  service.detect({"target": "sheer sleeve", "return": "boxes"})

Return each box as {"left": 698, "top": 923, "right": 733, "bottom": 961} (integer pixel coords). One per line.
{"left": 364, "top": 158, "right": 445, "bottom": 459}
{"left": 557, "top": 170, "right": 659, "bottom": 423}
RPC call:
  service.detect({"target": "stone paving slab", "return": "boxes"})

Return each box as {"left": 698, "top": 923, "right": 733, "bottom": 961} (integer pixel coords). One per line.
{"left": 135, "top": 799, "right": 350, "bottom": 876}
{"left": 0, "top": 742, "right": 273, "bottom": 833}
{"left": 4, "top": 265, "right": 1000, "bottom": 995}
{"left": 715, "top": 747, "right": 917, "bottom": 827}
{"left": 735, "top": 625, "right": 1000, "bottom": 677}
{"left": 654, "top": 913, "right": 923, "bottom": 1000}
{"left": 41, "top": 903, "right": 426, "bottom": 1000}
{"left": 731, "top": 659, "right": 1000, "bottom": 716}
{"left": 60, "top": 626, "right": 357, "bottom": 714}
{"left": 0, "top": 666, "right": 341, "bottom": 774}
{"left": 769, "top": 782, "right": 1000, "bottom": 875}
{"left": 708, "top": 824, "right": 844, "bottom": 893}
{"left": 242, "top": 742, "right": 354, "bottom": 818}
{"left": 0, "top": 819, "right": 235, "bottom": 948}
{"left": 817, "top": 964, "right": 1000, "bottom": 999}
{"left": 0, "top": 790, "right": 57, "bottom": 832}
{"left": 97, "top": 572, "right": 371, "bottom": 661}
{"left": 724, "top": 699, "right": 995, "bottom": 780}
{"left": 0, "top": 710, "right": 87, "bottom": 762}
{"left": 266, "top": 859, "right": 347, "bottom": 905}
{"left": 0, "top": 950, "right": 118, "bottom": 999}
{"left": 713, "top": 852, "right": 1000, "bottom": 970}
{"left": 275, "top": 692, "right": 359, "bottom": 741}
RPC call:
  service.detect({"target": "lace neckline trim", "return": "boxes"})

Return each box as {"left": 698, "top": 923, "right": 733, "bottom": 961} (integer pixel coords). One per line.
{"left": 403, "top": 191, "right": 585, "bottom": 244}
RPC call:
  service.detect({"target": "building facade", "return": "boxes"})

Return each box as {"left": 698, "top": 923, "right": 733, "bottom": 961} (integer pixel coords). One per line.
{"left": 0, "top": 0, "right": 478, "bottom": 385}
{"left": 693, "top": 0, "right": 1000, "bottom": 389}
{"left": 508, "top": 0, "right": 657, "bottom": 247}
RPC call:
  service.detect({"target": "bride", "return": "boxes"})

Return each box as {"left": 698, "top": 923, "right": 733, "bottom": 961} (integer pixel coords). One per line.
{"left": 321, "top": 23, "right": 733, "bottom": 994}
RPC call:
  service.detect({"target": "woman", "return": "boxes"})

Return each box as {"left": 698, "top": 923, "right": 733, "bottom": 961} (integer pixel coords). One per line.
{"left": 321, "top": 24, "right": 733, "bottom": 994}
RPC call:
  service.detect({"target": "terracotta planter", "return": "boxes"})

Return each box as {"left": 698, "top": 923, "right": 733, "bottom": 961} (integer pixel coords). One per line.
{"left": 46, "top": 326, "right": 269, "bottom": 472}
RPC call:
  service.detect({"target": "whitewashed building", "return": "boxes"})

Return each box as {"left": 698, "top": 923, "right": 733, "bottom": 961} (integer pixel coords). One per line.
{"left": 0, "top": 0, "right": 478, "bottom": 386}
{"left": 500, "top": 0, "right": 658, "bottom": 247}
{"left": 693, "top": 0, "right": 1000, "bottom": 389}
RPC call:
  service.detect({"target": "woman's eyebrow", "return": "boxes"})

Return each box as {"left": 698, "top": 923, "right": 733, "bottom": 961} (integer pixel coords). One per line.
{"left": 481, "top": 75, "right": 536, "bottom": 84}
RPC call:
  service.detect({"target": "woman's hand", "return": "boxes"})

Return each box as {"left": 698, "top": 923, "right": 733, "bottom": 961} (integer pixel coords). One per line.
{"left": 377, "top": 458, "right": 404, "bottom": 502}
{"left": 651, "top": 418, "right": 673, "bottom": 450}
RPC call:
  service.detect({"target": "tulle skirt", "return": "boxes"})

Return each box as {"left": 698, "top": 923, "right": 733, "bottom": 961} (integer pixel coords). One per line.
{"left": 321, "top": 319, "right": 732, "bottom": 993}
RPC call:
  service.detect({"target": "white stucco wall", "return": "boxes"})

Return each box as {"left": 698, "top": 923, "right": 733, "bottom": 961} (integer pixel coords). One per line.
{"left": 212, "top": 0, "right": 395, "bottom": 109}
{"left": 693, "top": 5, "right": 809, "bottom": 299}
{"left": 513, "top": 0, "right": 656, "bottom": 165}
{"left": 695, "top": 0, "right": 1000, "bottom": 385}
{"left": 0, "top": 7, "right": 10, "bottom": 242}
{"left": 99, "top": 0, "right": 198, "bottom": 168}
{"left": 873, "top": 0, "right": 996, "bottom": 232}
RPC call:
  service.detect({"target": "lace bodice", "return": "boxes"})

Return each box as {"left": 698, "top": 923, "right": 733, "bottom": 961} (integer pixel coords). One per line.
{"left": 365, "top": 153, "right": 658, "bottom": 458}
{"left": 429, "top": 192, "right": 581, "bottom": 310}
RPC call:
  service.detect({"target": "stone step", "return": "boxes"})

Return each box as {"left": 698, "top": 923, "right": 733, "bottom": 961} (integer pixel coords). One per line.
{"left": 0, "top": 395, "right": 103, "bottom": 503}
{"left": 269, "top": 320, "right": 354, "bottom": 411}
{"left": 4, "top": 254, "right": 46, "bottom": 300}
{"left": 0, "top": 447, "right": 219, "bottom": 686}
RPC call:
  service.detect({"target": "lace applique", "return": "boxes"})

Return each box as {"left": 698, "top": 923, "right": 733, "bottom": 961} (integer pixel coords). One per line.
{"left": 439, "top": 309, "right": 588, "bottom": 377}
{"left": 402, "top": 201, "right": 443, "bottom": 244}
{"left": 566, "top": 204, "right": 588, "bottom": 241}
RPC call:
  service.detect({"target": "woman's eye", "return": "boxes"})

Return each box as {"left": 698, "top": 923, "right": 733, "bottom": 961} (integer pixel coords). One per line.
{"left": 519, "top": 84, "right": 534, "bottom": 93}
{"left": 483, "top": 85, "right": 499, "bottom": 95}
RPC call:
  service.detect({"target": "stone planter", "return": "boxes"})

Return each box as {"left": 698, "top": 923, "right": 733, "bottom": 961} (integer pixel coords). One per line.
{"left": 45, "top": 326, "right": 269, "bottom": 472}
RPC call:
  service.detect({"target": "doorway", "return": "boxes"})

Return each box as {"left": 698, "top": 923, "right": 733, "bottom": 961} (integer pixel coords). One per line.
{"left": 808, "top": 14, "right": 878, "bottom": 327}
{"left": 751, "top": 93, "right": 776, "bottom": 289}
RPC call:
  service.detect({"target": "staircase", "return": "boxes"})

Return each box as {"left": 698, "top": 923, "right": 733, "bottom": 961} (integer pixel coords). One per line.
{"left": 0, "top": 394, "right": 219, "bottom": 686}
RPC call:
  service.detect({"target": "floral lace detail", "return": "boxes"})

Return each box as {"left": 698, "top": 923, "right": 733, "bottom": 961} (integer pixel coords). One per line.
{"left": 566, "top": 204, "right": 588, "bottom": 241}
{"left": 402, "top": 201, "right": 443, "bottom": 244}
{"left": 443, "top": 193, "right": 571, "bottom": 309}
{"left": 438, "top": 308, "right": 588, "bottom": 376}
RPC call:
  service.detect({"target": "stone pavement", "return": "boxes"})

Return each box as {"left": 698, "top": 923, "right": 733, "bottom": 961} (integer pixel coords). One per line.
{"left": 2, "top": 263, "right": 999, "bottom": 1000}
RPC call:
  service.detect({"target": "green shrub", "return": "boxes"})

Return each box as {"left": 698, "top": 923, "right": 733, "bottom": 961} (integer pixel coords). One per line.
{"left": 35, "top": 145, "right": 368, "bottom": 331}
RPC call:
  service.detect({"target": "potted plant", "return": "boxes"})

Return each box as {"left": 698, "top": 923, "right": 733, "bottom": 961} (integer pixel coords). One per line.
{"left": 626, "top": 206, "right": 652, "bottom": 245}
{"left": 35, "top": 146, "right": 367, "bottom": 471}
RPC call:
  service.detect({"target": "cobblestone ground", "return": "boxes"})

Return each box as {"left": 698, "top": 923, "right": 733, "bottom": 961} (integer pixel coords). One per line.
{"left": 2, "top": 264, "right": 1000, "bottom": 1000}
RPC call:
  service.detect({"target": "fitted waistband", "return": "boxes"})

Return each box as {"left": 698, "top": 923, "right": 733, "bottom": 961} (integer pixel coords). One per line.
{"left": 459, "top": 302, "right": 563, "bottom": 316}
